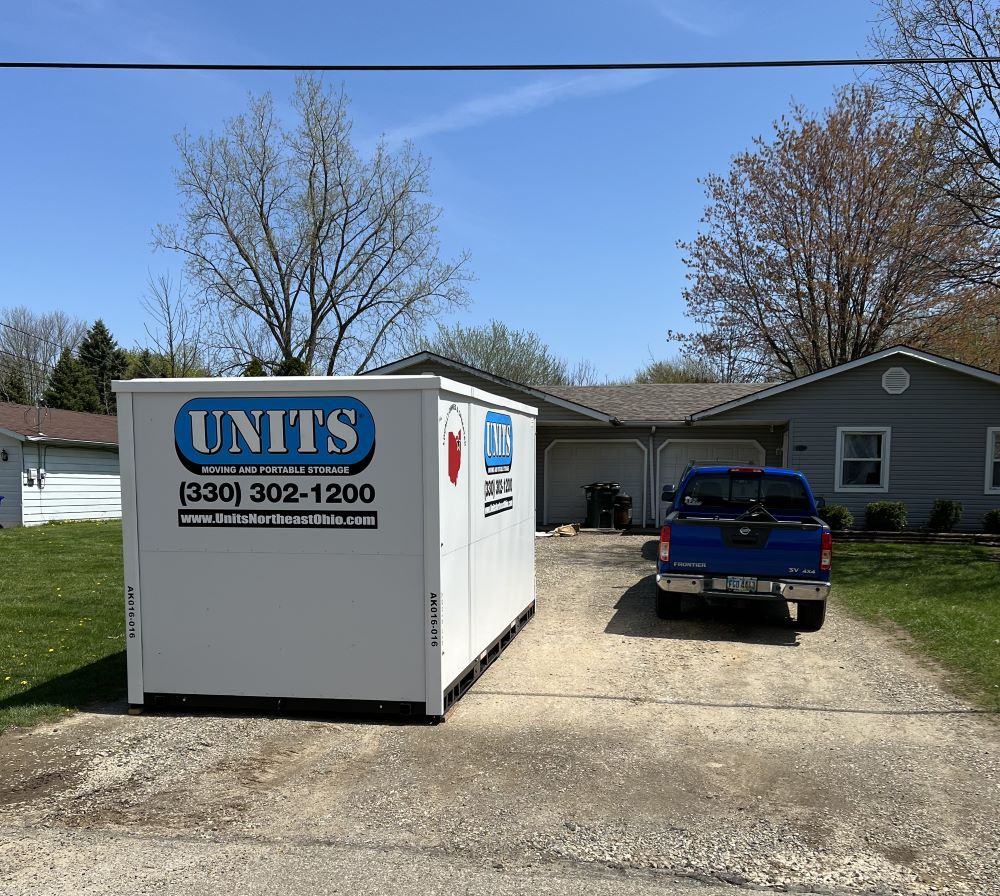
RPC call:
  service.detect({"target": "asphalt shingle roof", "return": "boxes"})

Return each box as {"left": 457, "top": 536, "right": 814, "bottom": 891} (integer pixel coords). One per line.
{"left": 538, "top": 382, "right": 775, "bottom": 423}
{"left": 0, "top": 402, "right": 119, "bottom": 444}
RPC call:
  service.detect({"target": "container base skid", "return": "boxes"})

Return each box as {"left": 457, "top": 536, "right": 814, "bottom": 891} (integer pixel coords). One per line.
{"left": 442, "top": 600, "right": 536, "bottom": 716}
{"left": 140, "top": 693, "right": 429, "bottom": 720}
{"left": 135, "top": 601, "right": 536, "bottom": 724}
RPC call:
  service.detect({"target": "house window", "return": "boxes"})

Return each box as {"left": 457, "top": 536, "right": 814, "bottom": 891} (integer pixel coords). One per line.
{"left": 986, "top": 428, "right": 1000, "bottom": 494}
{"left": 836, "top": 427, "right": 891, "bottom": 492}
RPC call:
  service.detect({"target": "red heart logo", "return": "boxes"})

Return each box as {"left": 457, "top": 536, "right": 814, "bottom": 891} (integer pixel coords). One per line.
{"left": 447, "top": 430, "right": 462, "bottom": 485}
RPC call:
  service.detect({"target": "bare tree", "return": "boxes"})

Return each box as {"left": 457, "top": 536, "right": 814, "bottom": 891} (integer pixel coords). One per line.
{"left": 412, "top": 319, "right": 600, "bottom": 384}
{"left": 156, "top": 76, "right": 470, "bottom": 375}
{"left": 0, "top": 306, "right": 87, "bottom": 401}
{"left": 676, "top": 86, "right": 983, "bottom": 379}
{"left": 874, "top": 0, "right": 1000, "bottom": 281}
{"left": 141, "top": 273, "right": 216, "bottom": 376}
{"left": 667, "top": 319, "right": 772, "bottom": 383}
{"left": 630, "top": 353, "right": 719, "bottom": 384}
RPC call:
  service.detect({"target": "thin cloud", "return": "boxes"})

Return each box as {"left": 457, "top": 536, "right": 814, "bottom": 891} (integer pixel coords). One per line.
{"left": 381, "top": 70, "right": 659, "bottom": 145}
{"left": 654, "top": 1, "right": 738, "bottom": 38}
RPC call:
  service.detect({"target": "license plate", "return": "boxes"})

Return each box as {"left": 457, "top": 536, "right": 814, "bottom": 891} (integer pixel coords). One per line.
{"left": 726, "top": 576, "right": 758, "bottom": 593}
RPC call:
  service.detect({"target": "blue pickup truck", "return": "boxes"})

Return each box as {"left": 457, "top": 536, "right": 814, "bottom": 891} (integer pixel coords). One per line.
{"left": 656, "top": 465, "right": 832, "bottom": 630}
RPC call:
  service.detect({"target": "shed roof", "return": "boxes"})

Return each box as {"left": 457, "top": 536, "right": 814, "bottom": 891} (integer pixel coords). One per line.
{"left": 0, "top": 402, "right": 119, "bottom": 446}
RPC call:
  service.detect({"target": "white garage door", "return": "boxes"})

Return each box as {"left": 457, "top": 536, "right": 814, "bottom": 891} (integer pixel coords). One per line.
{"left": 545, "top": 440, "right": 647, "bottom": 525}
{"left": 657, "top": 440, "right": 765, "bottom": 495}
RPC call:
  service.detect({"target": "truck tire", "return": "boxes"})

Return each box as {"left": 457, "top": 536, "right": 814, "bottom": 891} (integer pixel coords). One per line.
{"left": 797, "top": 601, "right": 826, "bottom": 631}
{"left": 656, "top": 590, "right": 682, "bottom": 619}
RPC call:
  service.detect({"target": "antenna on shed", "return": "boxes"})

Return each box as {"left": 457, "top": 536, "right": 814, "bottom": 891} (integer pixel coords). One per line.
{"left": 34, "top": 401, "right": 47, "bottom": 435}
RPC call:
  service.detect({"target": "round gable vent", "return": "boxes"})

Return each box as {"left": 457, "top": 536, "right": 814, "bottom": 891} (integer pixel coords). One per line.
{"left": 882, "top": 366, "right": 910, "bottom": 394}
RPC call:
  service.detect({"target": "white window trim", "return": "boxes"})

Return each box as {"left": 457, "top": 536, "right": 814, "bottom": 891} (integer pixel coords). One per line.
{"left": 985, "top": 427, "right": 1000, "bottom": 495}
{"left": 835, "top": 426, "right": 891, "bottom": 493}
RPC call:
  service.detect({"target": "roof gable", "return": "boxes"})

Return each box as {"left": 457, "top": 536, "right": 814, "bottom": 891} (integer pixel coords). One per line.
{"left": 691, "top": 346, "right": 1000, "bottom": 421}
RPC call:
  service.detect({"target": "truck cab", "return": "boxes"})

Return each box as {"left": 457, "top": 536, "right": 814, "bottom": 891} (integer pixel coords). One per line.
{"left": 656, "top": 465, "right": 831, "bottom": 630}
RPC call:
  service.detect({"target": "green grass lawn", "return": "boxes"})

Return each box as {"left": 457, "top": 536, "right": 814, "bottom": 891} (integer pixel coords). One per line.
{"left": 0, "top": 520, "right": 125, "bottom": 732}
{"left": 835, "top": 543, "right": 1000, "bottom": 711}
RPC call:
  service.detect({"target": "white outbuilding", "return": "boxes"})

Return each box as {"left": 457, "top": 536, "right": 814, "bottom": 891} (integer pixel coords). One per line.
{"left": 0, "top": 402, "right": 120, "bottom": 528}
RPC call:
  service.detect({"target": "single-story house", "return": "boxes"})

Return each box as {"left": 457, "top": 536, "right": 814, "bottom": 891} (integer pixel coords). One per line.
{"left": 368, "top": 345, "right": 1000, "bottom": 532}
{"left": 0, "top": 402, "right": 120, "bottom": 528}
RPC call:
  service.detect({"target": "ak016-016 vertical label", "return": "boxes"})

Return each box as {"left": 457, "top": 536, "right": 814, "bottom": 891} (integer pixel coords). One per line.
{"left": 428, "top": 592, "right": 440, "bottom": 649}
{"left": 126, "top": 585, "right": 137, "bottom": 639}
{"left": 483, "top": 411, "right": 514, "bottom": 516}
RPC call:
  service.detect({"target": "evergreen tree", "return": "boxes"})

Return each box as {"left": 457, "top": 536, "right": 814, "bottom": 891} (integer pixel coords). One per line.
{"left": 242, "top": 357, "right": 266, "bottom": 377}
{"left": 0, "top": 365, "right": 30, "bottom": 404}
{"left": 78, "top": 320, "right": 128, "bottom": 414}
{"left": 126, "top": 348, "right": 168, "bottom": 379}
{"left": 273, "top": 357, "right": 309, "bottom": 376}
{"left": 43, "top": 349, "right": 100, "bottom": 413}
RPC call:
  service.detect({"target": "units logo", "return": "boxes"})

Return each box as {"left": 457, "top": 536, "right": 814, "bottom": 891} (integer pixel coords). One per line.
{"left": 483, "top": 411, "right": 513, "bottom": 474}
{"left": 174, "top": 396, "right": 376, "bottom": 475}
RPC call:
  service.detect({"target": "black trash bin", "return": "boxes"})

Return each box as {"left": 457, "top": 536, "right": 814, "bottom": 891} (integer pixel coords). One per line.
{"left": 613, "top": 493, "right": 633, "bottom": 530}
{"left": 581, "top": 482, "right": 601, "bottom": 528}
{"left": 582, "top": 482, "right": 620, "bottom": 528}
{"left": 596, "top": 482, "right": 620, "bottom": 528}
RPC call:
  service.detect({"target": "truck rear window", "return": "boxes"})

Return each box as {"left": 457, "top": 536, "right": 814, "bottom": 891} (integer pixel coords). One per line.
{"left": 680, "top": 473, "right": 812, "bottom": 514}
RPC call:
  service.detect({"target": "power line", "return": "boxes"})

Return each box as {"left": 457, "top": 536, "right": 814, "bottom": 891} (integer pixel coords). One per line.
{"left": 0, "top": 320, "right": 71, "bottom": 352}
{"left": 0, "top": 56, "right": 999, "bottom": 73}
{"left": 0, "top": 347, "right": 54, "bottom": 372}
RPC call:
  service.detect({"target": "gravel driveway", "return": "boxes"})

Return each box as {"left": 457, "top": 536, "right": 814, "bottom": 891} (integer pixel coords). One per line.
{"left": 1, "top": 533, "right": 997, "bottom": 896}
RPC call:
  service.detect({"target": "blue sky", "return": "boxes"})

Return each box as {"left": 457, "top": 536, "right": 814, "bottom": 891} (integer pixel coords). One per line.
{"left": 0, "top": 0, "right": 881, "bottom": 380}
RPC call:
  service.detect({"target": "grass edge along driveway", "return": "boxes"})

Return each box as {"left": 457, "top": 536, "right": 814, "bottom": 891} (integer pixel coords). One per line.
{"left": 834, "top": 542, "right": 1000, "bottom": 712}
{"left": 0, "top": 520, "right": 125, "bottom": 733}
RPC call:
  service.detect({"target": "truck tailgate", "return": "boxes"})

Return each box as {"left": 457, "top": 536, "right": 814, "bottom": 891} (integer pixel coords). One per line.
{"left": 667, "top": 517, "right": 826, "bottom": 579}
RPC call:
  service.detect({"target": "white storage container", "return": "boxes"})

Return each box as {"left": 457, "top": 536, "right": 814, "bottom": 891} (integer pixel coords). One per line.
{"left": 113, "top": 375, "right": 537, "bottom": 720}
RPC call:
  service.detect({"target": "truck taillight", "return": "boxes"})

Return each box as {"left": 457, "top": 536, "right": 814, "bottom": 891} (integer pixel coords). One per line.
{"left": 820, "top": 530, "right": 832, "bottom": 571}
{"left": 659, "top": 525, "right": 671, "bottom": 563}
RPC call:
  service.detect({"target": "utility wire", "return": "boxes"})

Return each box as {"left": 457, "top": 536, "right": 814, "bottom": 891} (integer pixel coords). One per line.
{"left": 1, "top": 56, "right": 999, "bottom": 73}
{"left": 0, "top": 347, "right": 54, "bottom": 373}
{"left": 0, "top": 320, "right": 72, "bottom": 352}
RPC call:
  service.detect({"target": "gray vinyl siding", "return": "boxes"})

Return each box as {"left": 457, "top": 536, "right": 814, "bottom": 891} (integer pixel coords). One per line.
{"left": 0, "top": 435, "right": 23, "bottom": 527}
{"left": 707, "top": 356, "right": 1000, "bottom": 531}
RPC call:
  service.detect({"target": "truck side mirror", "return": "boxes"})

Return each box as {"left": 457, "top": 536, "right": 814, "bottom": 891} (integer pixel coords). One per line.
{"left": 815, "top": 496, "right": 827, "bottom": 510}
{"left": 661, "top": 485, "right": 676, "bottom": 502}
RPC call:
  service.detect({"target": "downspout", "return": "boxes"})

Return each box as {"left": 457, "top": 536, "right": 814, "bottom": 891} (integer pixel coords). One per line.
{"left": 649, "top": 426, "right": 656, "bottom": 526}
